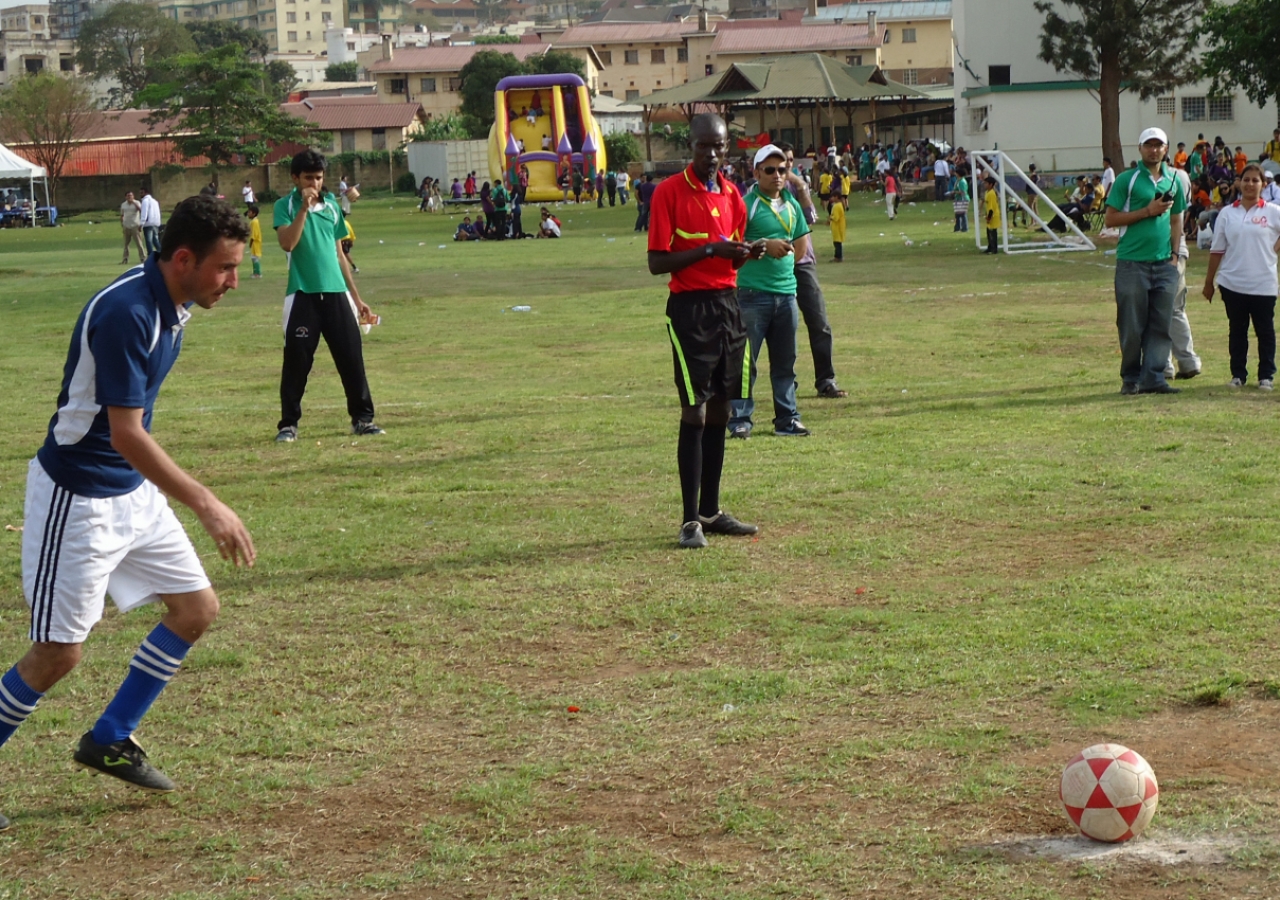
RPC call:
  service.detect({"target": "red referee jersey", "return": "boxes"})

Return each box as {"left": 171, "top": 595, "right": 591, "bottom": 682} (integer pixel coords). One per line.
{"left": 648, "top": 166, "right": 747, "bottom": 293}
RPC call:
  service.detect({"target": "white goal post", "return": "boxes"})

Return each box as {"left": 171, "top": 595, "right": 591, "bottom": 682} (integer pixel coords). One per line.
{"left": 967, "top": 150, "right": 1096, "bottom": 254}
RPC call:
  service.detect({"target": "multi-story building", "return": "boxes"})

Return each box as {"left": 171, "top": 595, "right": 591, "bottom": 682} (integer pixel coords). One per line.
{"left": 550, "top": 20, "right": 699, "bottom": 101}
{"left": 0, "top": 5, "right": 78, "bottom": 88}
{"left": 810, "top": 1, "right": 951, "bottom": 87}
{"left": 154, "top": 0, "right": 353, "bottom": 56}
{"left": 362, "top": 39, "right": 552, "bottom": 118}
{"left": 688, "top": 19, "right": 880, "bottom": 76}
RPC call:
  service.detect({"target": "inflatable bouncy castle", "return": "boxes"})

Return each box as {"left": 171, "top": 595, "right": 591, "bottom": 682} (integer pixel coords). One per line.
{"left": 488, "top": 73, "right": 607, "bottom": 202}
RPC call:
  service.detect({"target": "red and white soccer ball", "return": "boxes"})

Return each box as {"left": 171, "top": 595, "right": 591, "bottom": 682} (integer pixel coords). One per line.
{"left": 1059, "top": 743, "right": 1159, "bottom": 843}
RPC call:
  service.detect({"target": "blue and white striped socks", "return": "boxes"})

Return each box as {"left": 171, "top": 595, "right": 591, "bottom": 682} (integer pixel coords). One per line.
{"left": 91, "top": 623, "right": 192, "bottom": 746}
{"left": 0, "top": 666, "right": 44, "bottom": 749}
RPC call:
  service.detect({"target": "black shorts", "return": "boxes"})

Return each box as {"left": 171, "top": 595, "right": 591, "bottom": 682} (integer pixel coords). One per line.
{"left": 665, "top": 289, "right": 748, "bottom": 407}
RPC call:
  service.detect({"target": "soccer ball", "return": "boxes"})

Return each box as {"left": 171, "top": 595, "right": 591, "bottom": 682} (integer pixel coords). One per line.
{"left": 1059, "top": 743, "right": 1159, "bottom": 843}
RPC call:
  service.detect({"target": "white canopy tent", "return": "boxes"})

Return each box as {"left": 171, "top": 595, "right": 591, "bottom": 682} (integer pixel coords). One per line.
{"left": 0, "top": 142, "right": 52, "bottom": 226}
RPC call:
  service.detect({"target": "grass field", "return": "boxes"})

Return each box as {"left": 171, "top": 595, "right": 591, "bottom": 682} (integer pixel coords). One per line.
{"left": 1, "top": 188, "right": 1279, "bottom": 900}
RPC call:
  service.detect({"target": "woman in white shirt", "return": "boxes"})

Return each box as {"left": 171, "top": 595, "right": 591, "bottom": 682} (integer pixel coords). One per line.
{"left": 1202, "top": 163, "right": 1280, "bottom": 389}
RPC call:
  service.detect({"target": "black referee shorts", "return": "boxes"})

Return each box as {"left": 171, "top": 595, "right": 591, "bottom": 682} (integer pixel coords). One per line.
{"left": 665, "top": 288, "right": 749, "bottom": 407}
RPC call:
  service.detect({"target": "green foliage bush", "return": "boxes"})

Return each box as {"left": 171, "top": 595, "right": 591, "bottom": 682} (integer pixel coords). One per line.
{"left": 396, "top": 171, "right": 420, "bottom": 193}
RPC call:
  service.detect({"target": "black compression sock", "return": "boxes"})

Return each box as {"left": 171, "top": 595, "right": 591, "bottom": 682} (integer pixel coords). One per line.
{"left": 698, "top": 424, "right": 726, "bottom": 519}
{"left": 677, "top": 421, "right": 703, "bottom": 524}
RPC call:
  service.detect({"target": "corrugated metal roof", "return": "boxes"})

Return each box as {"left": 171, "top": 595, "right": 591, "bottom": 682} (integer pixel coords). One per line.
{"left": 811, "top": 1, "right": 952, "bottom": 22}
{"left": 368, "top": 43, "right": 547, "bottom": 74}
{"left": 554, "top": 21, "right": 700, "bottom": 45}
{"left": 710, "top": 23, "right": 879, "bottom": 53}
{"left": 281, "top": 101, "right": 424, "bottom": 130}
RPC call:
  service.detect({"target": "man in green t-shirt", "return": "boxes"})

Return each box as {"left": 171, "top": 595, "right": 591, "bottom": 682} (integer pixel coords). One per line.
{"left": 727, "top": 144, "right": 812, "bottom": 438}
{"left": 1104, "top": 126, "right": 1187, "bottom": 395}
{"left": 273, "top": 149, "right": 384, "bottom": 442}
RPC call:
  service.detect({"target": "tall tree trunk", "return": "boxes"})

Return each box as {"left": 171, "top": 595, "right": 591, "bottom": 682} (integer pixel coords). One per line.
{"left": 1099, "top": 45, "right": 1124, "bottom": 169}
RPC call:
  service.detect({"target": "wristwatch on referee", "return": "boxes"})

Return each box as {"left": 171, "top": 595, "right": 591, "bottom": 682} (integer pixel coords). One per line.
{"left": 705, "top": 244, "right": 713, "bottom": 258}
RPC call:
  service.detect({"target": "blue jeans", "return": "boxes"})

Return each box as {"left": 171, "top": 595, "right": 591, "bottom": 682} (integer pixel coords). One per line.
{"left": 143, "top": 225, "right": 161, "bottom": 256}
{"left": 729, "top": 288, "right": 800, "bottom": 431}
{"left": 1115, "top": 258, "right": 1178, "bottom": 389}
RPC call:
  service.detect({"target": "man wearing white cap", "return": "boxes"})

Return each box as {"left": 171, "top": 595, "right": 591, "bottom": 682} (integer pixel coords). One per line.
{"left": 1103, "top": 126, "right": 1187, "bottom": 394}
{"left": 1262, "top": 170, "right": 1280, "bottom": 205}
{"left": 727, "top": 143, "right": 813, "bottom": 438}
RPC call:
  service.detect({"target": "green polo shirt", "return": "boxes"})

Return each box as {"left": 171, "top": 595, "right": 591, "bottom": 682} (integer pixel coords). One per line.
{"left": 1105, "top": 163, "right": 1187, "bottom": 262}
{"left": 737, "top": 186, "right": 810, "bottom": 295}
{"left": 273, "top": 188, "right": 348, "bottom": 294}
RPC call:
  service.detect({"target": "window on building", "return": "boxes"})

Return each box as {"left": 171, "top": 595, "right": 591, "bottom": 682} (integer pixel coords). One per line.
{"left": 447, "top": 76, "right": 462, "bottom": 91}
{"left": 321, "top": 11, "right": 331, "bottom": 20}
{"left": 883, "top": 28, "right": 890, "bottom": 42}
{"left": 902, "top": 27, "right": 916, "bottom": 42}
{"left": 968, "top": 105, "right": 988, "bottom": 135}
{"left": 305, "top": 11, "right": 310, "bottom": 19}
{"left": 306, "top": 31, "right": 311, "bottom": 38}
{"left": 1155, "top": 96, "right": 1175, "bottom": 116}
{"left": 902, "top": 69, "right": 918, "bottom": 85}
{"left": 677, "top": 47, "right": 687, "bottom": 62}
{"left": 599, "top": 50, "right": 611, "bottom": 65}
{"left": 287, "top": 11, "right": 295, "bottom": 21}
{"left": 24, "top": 58, "right": 44, "bottom": 73}
{"left": 420, "top": 77, "right": 436, "bottom": 92}
{"left": 341, "top": 131, "right": 355, "bottom": 152}
{"left": 60, "top": 56, "right": 74, "bottom": 71}
{"left": 347, "top": 41, "right": 355, "bottom": 49}
{"left": 601, "top": 90, "right": 613, "bottom": 97}
{"left": 0, "top": 59, "right": 6, "bottom": 71}
{"left": 846, "top": 54, "right": 862, "bottom": 66}
{"left": 626, "top": 89, "right": 640, "bottom": 101}
{"left": 650, "top": 48, "right": 664, "bottom": 63}
{"left": 624, "top": 49, "right": 639, "bottom": 64}
{"left": 1208, "top": 95, "right": 1234, "bottom": 120}
{"left": 389, "top": 78, "right": 406, "bottom": 93}
{"left": 372, "top": 128, "right": 386, "bottom": 150}
{"left": 705, "top": 63, "right": 713, "bottom": 76}
{"left": 988, "top": 65, "right": 1010, "bottom": 86}
{"left": 287, "top": 30, "right": 297, "bottom": 40}
{"left": 1181, "top": 96, "right": 1205, "bottom": 121}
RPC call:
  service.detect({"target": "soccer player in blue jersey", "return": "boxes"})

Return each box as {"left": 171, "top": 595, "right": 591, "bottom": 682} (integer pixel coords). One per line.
{"left": 0, "top": 195, "right": 257, "bottom": 831}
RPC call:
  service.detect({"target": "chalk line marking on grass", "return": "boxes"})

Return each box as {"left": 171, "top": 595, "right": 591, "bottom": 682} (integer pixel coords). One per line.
{"left": 988, "top": 834, "right": 1243, "bottom": 866}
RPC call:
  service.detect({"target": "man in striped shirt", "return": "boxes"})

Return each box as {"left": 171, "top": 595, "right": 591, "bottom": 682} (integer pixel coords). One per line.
{"left": 0, "top": 196, "right": 256, "bottom": 831}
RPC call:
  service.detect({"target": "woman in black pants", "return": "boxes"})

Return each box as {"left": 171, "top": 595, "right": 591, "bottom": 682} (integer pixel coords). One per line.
{"left": 1201, "top": 164, "right": 1280, "bottom": 390}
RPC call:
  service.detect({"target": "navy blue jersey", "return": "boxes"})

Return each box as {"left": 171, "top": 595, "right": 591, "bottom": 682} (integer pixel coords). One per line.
{"left": 37, "top": 257, "right": 190, "bottom": 498}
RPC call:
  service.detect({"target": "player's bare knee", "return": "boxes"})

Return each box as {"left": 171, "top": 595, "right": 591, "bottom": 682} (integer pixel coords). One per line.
{"left": 160, "top": 589, "right": 220, "bottom": 642}
{"left": 680, "top": 403, "right": 707, "bottom": 427}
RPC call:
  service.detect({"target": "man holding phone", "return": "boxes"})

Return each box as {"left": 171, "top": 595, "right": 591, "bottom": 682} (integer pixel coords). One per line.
{"left": 727, "top": 144, "right": 812, "bottom": 439}
{"left": 1104, "top": 127, "right": 1187, "bottom": 395}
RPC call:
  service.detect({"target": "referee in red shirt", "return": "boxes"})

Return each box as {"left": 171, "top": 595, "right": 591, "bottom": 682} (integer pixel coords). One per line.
{"left": 649, "top": 114, "right": 766, "bottom": 549}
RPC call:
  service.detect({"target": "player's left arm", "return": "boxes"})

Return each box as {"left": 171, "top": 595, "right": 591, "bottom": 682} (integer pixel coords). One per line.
{"left": 335, "top": 238, "right": 371, "bottom": 320}
{"left": 107, "top": 406, "right": 255, "bottom": 567}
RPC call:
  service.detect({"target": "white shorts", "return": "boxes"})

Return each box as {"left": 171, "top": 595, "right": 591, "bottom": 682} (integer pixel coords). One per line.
{"left": 22, "top": 458, "right": 210, "bottom": 644}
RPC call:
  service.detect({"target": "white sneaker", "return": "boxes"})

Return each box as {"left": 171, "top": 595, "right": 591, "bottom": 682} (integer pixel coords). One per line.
{"left": 1228, "top": 377, "right": 1245, "bottom": 388}
{"left": 1260, "top": 379, "right": 1274, "bottom": 391}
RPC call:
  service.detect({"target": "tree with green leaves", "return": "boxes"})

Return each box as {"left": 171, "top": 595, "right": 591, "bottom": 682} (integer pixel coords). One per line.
{"left": 604, "top": 131, "right": 641, "bottom": 169}
{"left": 0, "top": 72, "right": 98, "bottom": 204}
{"left": 412, "top": 112, "right": 486, "bottom": 141}
{"left": 186, "top": 20, "right": 269, "bottom": 61}
{"left": 326, "top": 61, "right": 361, "bottom": 83}
{"left": 525, "top": 50, "right": 587, "bottom": 82}
{"left": 458, "top": 49, "right": 528, "bottom": 130}
{"left": 75, "top": 2, "right": 194, "bottom": 108}
{"left": 1199, "top": 0, "right": 1280, "bottom": 118}
{"left": 1035, "top": 0, "right": 1197, "bottom": 167}
{"left": 137, "top": 45, "right": 315, "bottom": 191}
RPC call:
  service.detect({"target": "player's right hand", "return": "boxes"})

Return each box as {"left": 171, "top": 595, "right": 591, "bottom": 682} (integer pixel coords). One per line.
{"left": 1146, "top": 197, "right": 1173, "bottom": 217}
{"left": 710, "top": 240, "right": 753, "bottom": 261}
{"left": 199, "top": 498, "right": 257, "bottom": 568}
{"left": 301, "top": 186, "right": 320, "bottom": 207}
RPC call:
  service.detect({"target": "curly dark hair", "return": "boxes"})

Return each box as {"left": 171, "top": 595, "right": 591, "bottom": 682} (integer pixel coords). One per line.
{"left": 159, "top": 195, "right": 250, "bottom": 262}
{"left": 291, "top": 149, "right": 328, "bottom": 176}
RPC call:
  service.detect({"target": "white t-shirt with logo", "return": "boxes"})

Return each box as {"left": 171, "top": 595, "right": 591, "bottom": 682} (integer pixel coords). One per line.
{"left": 1210, "top": 200, "right": 1280, "bottom": 296}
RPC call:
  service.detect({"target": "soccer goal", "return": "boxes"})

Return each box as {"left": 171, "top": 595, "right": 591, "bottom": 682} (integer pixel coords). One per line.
{"left": 968, "top": 150, "right": 1096, "bottom": 254}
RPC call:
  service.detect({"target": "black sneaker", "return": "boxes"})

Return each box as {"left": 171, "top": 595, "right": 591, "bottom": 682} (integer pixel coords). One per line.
{"left": 699, "top": 510, "right": 759, "bottom": 535}
{"left": 678, "top": 521, "right": 708, "bottom": 549}
{"left": 352, "top": 421, "right": 385, "bottom": 436}
{"left": 728, "top": 424, "right": 750, "bottom": 440}
{"left": 73, "top": 732, "right": 176, "bottom": 793}
{"left": 817, "top": 384, "right": 848, "bottom": 399}
{"left": 275, "top": 426, "right": 297, "bottom": 442}
{"left": 1137, "top": 384, "right": 1180, "bottom": 395}
{"left": 0, "top": 811, "right": 9, "bottom": 831}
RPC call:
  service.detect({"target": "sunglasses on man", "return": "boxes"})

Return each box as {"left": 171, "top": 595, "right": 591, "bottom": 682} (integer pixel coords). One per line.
{"left": 759, "top": 165, "right": 790, "bottom": 175}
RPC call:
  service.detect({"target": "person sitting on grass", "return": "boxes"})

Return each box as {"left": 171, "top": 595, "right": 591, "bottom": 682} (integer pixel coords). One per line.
{"left": 455, "top": 216, "right": 478, "bottom": 241}
{"left": 537, "top": 209, "right": 561, "bottom": 238}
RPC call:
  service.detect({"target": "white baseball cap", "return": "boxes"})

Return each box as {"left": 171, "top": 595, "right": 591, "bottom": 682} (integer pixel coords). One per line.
{"left": 1266, "top": 171, "right": 1276, "bottom": 180}
{"left": 1138, "top": 127, "right": 1169, "bottom": 146}
{"left": 753, "top": 144, "right": 787, "bottom": 167}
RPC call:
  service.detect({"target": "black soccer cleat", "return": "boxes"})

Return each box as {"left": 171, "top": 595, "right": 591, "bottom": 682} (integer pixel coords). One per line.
{"left": 74, "top": 732, "right": 176, "bottom": 793}
{"left": 699, "top": 510, "right": 759, "bottom": 536}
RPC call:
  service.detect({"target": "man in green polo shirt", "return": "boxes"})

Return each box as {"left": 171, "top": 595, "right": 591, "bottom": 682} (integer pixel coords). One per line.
{"left": 273, "top": 149, "right": 384, "bottom": 442}
{"left": 727, "top": 144, "right": 813, "bottom": 437}
{"left": 1104, "top": 126, "right": 1187, "bottom": 395}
